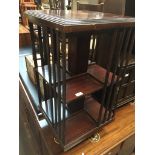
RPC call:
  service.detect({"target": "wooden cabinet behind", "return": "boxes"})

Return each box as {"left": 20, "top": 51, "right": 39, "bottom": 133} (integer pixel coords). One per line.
{"left": 103, "top": 0, "right": 135, "bottom": 16}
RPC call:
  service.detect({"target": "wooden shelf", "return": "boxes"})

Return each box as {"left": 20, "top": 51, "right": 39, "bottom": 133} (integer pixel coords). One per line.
{"left": 85, "top": 96, "right": 114, "bottom": 122}
{"left": 87, "top": 64, "right": 117, "bottom": 85}
{"left": 65, "top": 73, "right": 103, "bottom": 103}
{"left": 85, "top": 96, "right": 105, "bottom": 122}
{"left": 42, "top": 99, "right": 97, "bottom": 146}
{"left": 35, "top": 69, "right": 104, "bottom": 105}
{"left": 61, "top": 110, "right": 97, "bottom": 145}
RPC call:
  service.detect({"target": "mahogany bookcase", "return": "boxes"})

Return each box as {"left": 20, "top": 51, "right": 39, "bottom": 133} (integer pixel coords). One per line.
{"left": 25, "top": 10, "right": 135, "bottom": 151}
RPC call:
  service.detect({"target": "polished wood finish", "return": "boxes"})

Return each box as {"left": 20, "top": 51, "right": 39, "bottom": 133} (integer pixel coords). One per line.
{"left": 63, "top": 103, "right": 135, "bottom": 155}
{"left": 85, "top": 96, "right": 106, "bottom": 122}
{"left": 20, "top": 77, "right": 135, "bottom": 154}
{"left": 65, "top": 73, "right": 103, "bottom": 103}
{"left": 25, "top": 10, "right": 134, "bottom": 32}
{"left": 25, "top": 10, "right": 135, "bottom": 151}
{"left": 61, "top": 110, "right": 97, "bottom": 145}
{"left": 25, "top": 9, "right": 134, "bottom": 75}
{"left": 87, "top": 64, "right": 117, "bottom": 85}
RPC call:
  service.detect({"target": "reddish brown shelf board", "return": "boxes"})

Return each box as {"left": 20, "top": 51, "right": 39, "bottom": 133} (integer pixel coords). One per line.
{"left": 85, "top": 96, "right": 105, "bottom": 121}
{"left": 65, "top": 73, "right": 103, "bottom": 103}
{"left": 42, "top": 100, "right": 97, "bottom": 149}
{"left": 87, "top": 64, "right": 117, "bottom": 85}
{"left": 62, "top": 111, "right": 97, "bottom": 144}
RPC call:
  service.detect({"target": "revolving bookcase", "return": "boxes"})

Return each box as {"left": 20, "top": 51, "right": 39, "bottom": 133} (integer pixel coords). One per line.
{"left": 25, "top": 10, "right": 135, "bottom": 151}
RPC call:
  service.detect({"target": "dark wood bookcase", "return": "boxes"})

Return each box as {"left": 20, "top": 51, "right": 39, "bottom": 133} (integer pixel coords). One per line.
{"left": 25, "top": 10, "right": 135, "bottom": 151}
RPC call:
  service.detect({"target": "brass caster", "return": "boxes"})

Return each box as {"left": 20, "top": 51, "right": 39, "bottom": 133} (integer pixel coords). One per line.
{"left": 54, "top": 137, "right": 60, "bottom": 144}
{"left": 89, "top": 133, "right": 100, "bottom": 143}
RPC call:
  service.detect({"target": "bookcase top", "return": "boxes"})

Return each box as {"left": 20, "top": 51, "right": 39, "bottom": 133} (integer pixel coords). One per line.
{"left": 25, "top": 10, "right": 135, "bottom": 32}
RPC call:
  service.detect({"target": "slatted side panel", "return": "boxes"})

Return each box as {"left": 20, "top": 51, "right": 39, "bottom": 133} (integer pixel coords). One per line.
{"left": 28, "top": 13, "right": 135, "bottom": 146}
{"left": 29, "top": 22, "right": 42, "bottom": 105}
{"left": 95, "top": 25, "right": 135, "bottom": 125}
{"left": 114, "top": 27, "right": 135, "bottom": 108}
{"left": 29, "top": 21, "right": 67, "bottom": 145}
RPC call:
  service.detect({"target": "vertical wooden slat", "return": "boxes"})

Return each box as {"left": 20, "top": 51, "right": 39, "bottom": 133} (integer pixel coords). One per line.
{"left": 44, "top": 27, "right": 55, "bottom": 125}
{"left": 29, "top": 22, "right": 42, "bottom": 108}
{"left": 97, "top": 29, "right": 118, "bottom": 125}
{"left": 50, "top": 29, "right": 58, "bottom": 129}
{"left": 106, "top": 28, "right": 127, "bottom": 120}
{"left": 101, "top": 30, "right": 118, "bottom": 124}
{"left": 109, "top": 28, "right": 126, "bottom": 111}
{"left": 61, "top": 32, "right": 66, "bottom": 144}
{"left": 56, "top": 30, "right": 62, "bottom": 139}
{"left": 42, "top": 27, "right": 49, "bottom": 109}
{"left": 122, "top": 28, "right": 135, "bottom": 98}
{"left": 115, "top": 27, "right": 133, "bottom": 103}
{"left": 38, "top": 26, "right": 44, "bottom": 66}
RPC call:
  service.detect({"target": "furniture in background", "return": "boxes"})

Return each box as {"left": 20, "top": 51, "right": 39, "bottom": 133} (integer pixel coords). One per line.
{"left": 77, "top": 1, "right": 104, "bottom": 12}
{"left": 19, "top": 24, "right": 31, "bottom": 47}
{"left": 93, "top": 19, "right": 135, "bottom": 109}
{"left": 103, "top": 0, "right": 135, "bottom": 16}
{"left": 73, "top": 0, "right": 135, "bottom": 17}
{"left": 20, "top": 0, "right": 37, "bottom": 27}
{"left": 48, "top": 0, "right": 65, "bottom": 10}
{"left": 66, "top": 0, "right": 72, "bottom": 10}
{"left": 125, "top": 0, "right": 135, "bottom": 17}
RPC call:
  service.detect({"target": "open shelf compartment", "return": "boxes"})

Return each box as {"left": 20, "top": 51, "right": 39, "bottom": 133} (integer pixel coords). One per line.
{"left": 64, "top": 73, "right": 103, "bottom": 103}
{"left": 41, "top": 99, "right": 98, "bottom": 150}
{"left": 87, "top": 64, "right": 118, "bottom": 85}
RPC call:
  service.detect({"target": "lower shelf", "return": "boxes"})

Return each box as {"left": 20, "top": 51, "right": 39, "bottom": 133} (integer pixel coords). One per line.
{"left": 87, "top": 64, "right": 118, "bottom": 85}
{"left": 40, "top": 98, "right": 101, "bottom": 151}
{"left": 63, "top": 110, "right": 97, "bottom": 145}
{"left": 40, "top": 96, "right": 113, "bottom": 151}
{"left": 85, "top": 96, "right": 105, "bottom": 122}
{"left": 65, "top": 73, "right": 103, "bottom": 103}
